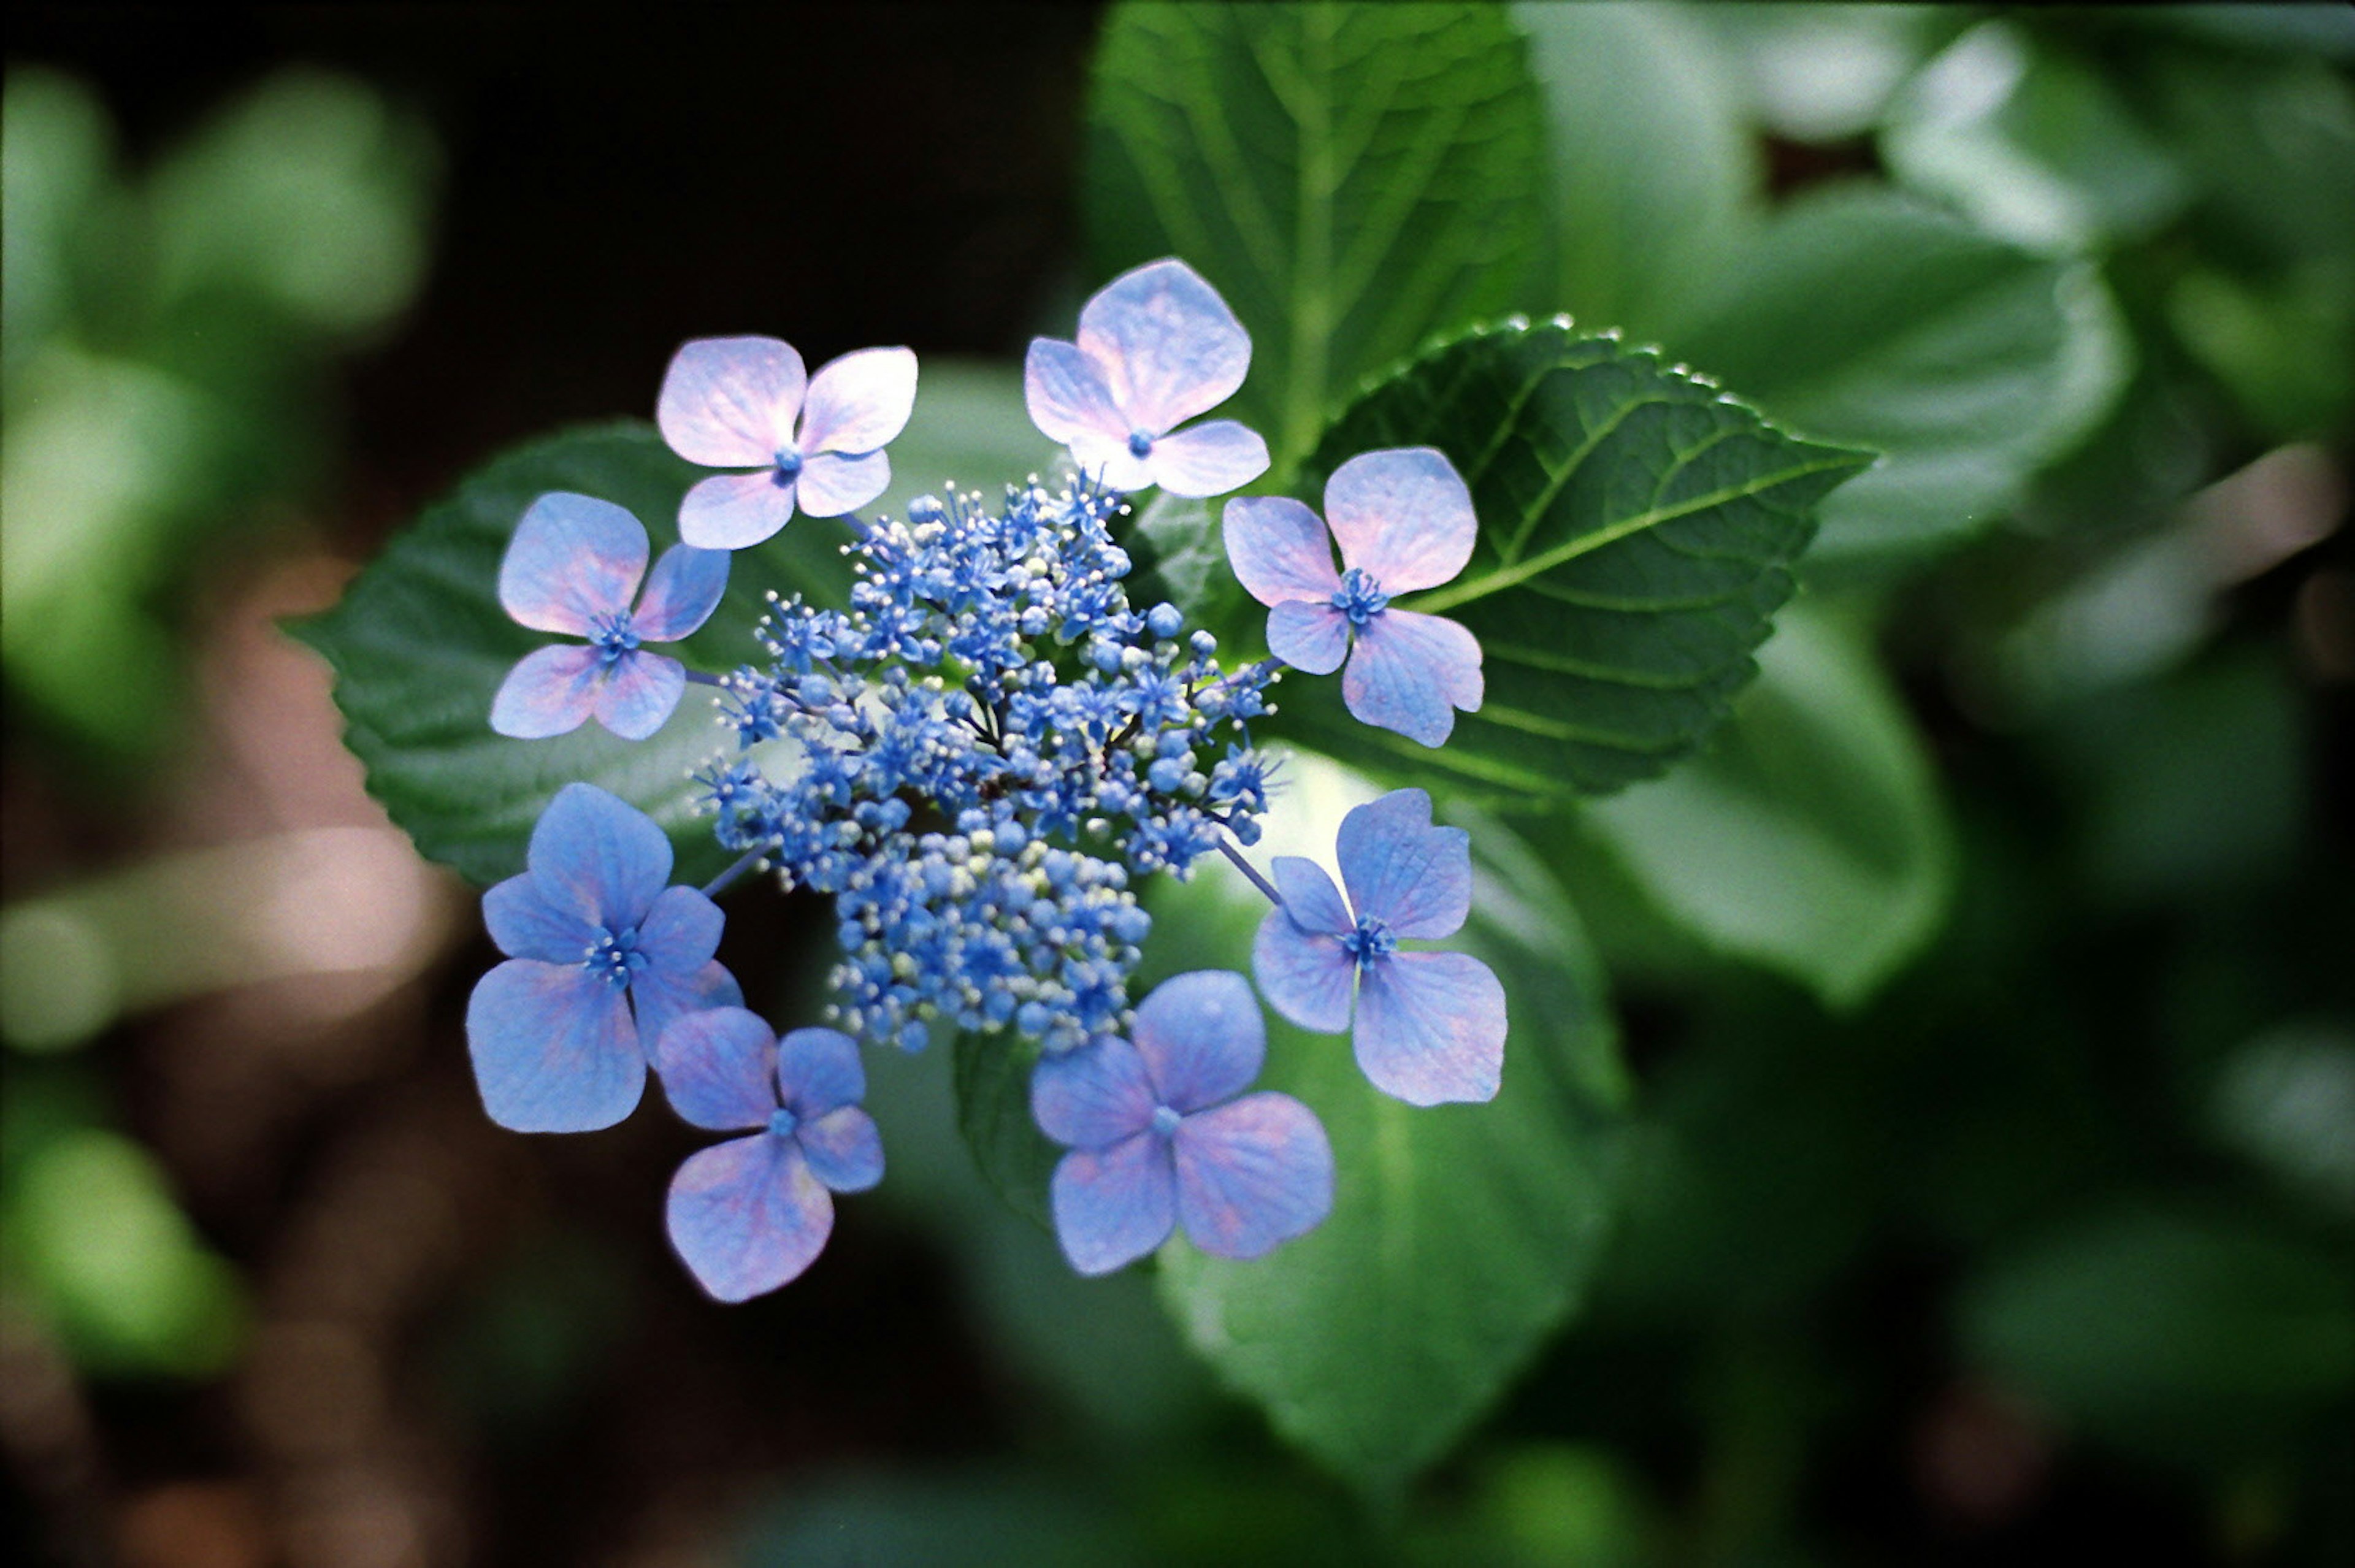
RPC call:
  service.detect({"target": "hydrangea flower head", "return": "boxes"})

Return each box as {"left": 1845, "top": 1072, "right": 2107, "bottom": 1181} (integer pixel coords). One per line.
{"left": 1025, "top": 258, "right": 1270, "bottom": 497}
{"left": 1032, "top": 969, "right": 1333, "bottom": 1275}
{"left": 1225, "top": 448, "right": 1484, "bottom": 746}
{"left": 491, "top": 492, "right": 729, "bottom": 740}
{"left": 1251, "top": 789, "right": 1505, "bottom": 1107}
{"left": 657, "top": 1009, "right": 884, "bottom": 1302}
{"left": 659, "top": 337, "right": 919, "bottom": 548}
{"left": 466, "top": 784, "right": 741, "bottom": 1132}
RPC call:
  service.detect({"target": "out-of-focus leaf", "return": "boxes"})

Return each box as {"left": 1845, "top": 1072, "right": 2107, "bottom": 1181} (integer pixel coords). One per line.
{"left": 876, "top": 359, "right": 1062, "bottom": 516}
{"left": 1086, "top": 1, "right": 1547, "bottom": 470}
{"left": 2209, "top": 1023, "right": 2355, "bottom": 1219}
{"left": 1147, "top": 755, "right": 1629, "bottom": 1493}
{"left": 739, "top": 1470, "right": 1132, "bottom": 1568}
{"left": 1663, "top": 186, "right": 2129, "bottom": 565}
{"left": 0, "top": 69, "right": 115, "bottom": 380}
{"left": 951, "top": 1030, "right": 1058, "bottom": 1230}
{"left": 1272, "top": 319, "right": 1869, "bottom": 804}
{"left": 1697, "top": 3, "right": 1961, "bottom": 143}
{"left": 2169, "top": 264, "right": 2355, "bottom": 442}
{"left": 1512, "top": 1, "right": 1756, "bottom": 344}
{"left": 2146, "top": 52, "right": 2355, "bottom": 277}
{"left": 1582, "top": 601, "right": 1954, "bottom": 1010}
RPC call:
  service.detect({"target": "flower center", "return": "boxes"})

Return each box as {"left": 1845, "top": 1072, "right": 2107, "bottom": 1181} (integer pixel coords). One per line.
{"left": 583, "top": 925, "right": 649, "bottom": 987}
{"left": 773, "top": 445, "right": 805, "bottom": 484}
{"left": 1342, "top": 915, "right": 1396, "bottom": 969}
{"left": 1331, "top": 567, "right": 1390, "bottom": 627}
{"left": 767, "top": 1107, "right": 800, "bottom": 1139}
{"left": 1127, "top": 429, "right": 1155, "bottom": 459}
{"left": 589, "top": 611, "right": 641, "bottom": 664}
{"left": 1149, "top": 1103, "right": 1182, "bottom": 1138}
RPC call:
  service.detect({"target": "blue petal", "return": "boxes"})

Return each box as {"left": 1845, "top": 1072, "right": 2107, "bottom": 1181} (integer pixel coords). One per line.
{"left": 1354, "top": 950, "right": 1505, "bottom": 1106}
{"left": 490, "top": 645, "right": 602, "bottom": 738}
{"left": 1131, "top": 969, "right": 1263, "bottom": 1117}
{"left": 794, "top": 449, "right": 890, "bottom": 518}
{"left": 1024, "top": 337, "right": 1128, "bottom": 445}
{"left": 1270, "top": 855, "right": 1352, "bottom": 935}
{"left": 680, "top": 470, "right": 797, "bottom": 551}
{"left": 1076, "top": 258, "right": 1250, "bottom": 434}
{"left": 499, "top": 493, "right": 646, "bottom": 637}
{"left": 666, "top": 1134, "right": 833, "bottom": 1302}
{"left": 657, "top": 336, "right": 805, "bottom": 468}
{"left": 1031, "top": 1034, "right": 1154, "bottom": 1149}
{"left": 1337, "top": 789, "right": 1472, "bottom": 940}
{"left": 466, "top": 960, "right": 643, "bottom": 1132}
{"left": 1223, "top": 495, "right": 1342, "bottom": 607}
{"left": 1251, "top": 906, "right": 1356, "bottom": 1035}
{"left": 526, "top": 782, "right": 672, "bottom": 933}
{"left": 481, "top": 870, "right": 596, "bottom": 963}
{"left": 1173, "top": 1092, "right": 1334, "bottom": 1260}
{"left": 631, "top": 544, "right": 730, "bottom": 642}
{"left": 1323, "top": 446, "right": 1477, "bottom": 594}
{"left": 636, "top": 885, "right": 724, "bottom": 973}
{"left": 797, "top": 346, "right": 917, "bottom": 455}
{"left": 1050, "top": 1132, "right": 1178, "bottom": 1276}
{"left": 592, "top": 651, "right": 686, "bottom": 741}
{"left": 1341, "top": 607, "right": 1484, "bottom": 747}
{"left": 797, "top": 1106, "right": 884, "bottom": 1194}
{"left": 631, "top": 958, "right": 743, "bottom": 1070}
{"left": 775, "top": 1027, "right": 866, "bottom": 1120}
{"left": 653, "top": 1005, "right": 776, "bottom": 1131}
{"left": 1065, "top": 429, "right": 1157, "bottom": 493}
{"left": 1146, "top": 419, "right": 1269, "bottom": 498}
{"left": 1266, "top": 602, "right": 1349, "bottom": 676}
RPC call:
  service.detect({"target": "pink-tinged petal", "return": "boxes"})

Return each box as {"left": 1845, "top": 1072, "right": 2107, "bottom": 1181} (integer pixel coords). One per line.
{"left": 1174, "top": 1093, "right": 1334, "bottom": 1260}
{"left": 1024, "top": 337, "right": 1130, "bottom": 446}
{"left": 1050, "top": 1132, "right": 1178, "bottom": 1276}
{"left": 635, "top": 884, "right": 724, "bottom": 971}
{"left": 797, "top": 1106, "right": 884, "bottom": 1193}
{"left": 1145, "top": 419, "right": 1268, "bottom": 498}
{"left": 466, "top": 960, "right": 643, "bottom": 1132}
{"left": 667, "top": 1134, "right": 833, "bottom": 1302}
{"left": 499, "top": 492, "right": 647, "bottom": 635}
{"left": 793, "top": 449, "right": 890, "bottom": 518}
{"left": 653, "top": 1006, "right": 776, "bottom": 1131}
{"left": 1065, "top": 430, "right": 1157, "bottom": 493}
{"left": 1252, "top": 906, "right": 1356, "bottom": 1035}
{"left": 797, "top": 346, "right": 917, "bottom": 455}
{"left": 592, "top": 652, "right": 686, "bottom": 741}
{"left": 1223, "top": 495, "right": 1342, "bottom": 606}
{"left": 491, "top": 644, "right": 602, "bottom": 739}
{"left": 526, "top": 783, "right": 672, "bottom": 932}
{"left": 1031, "top": 1035, "right": 1155, "bottom": 1149}
{"left": 657, "top": 336, "right": 805, "bottom": 467}
{"left": 1131, "top": 969, "right": 1263, "bottom": 1116}
{"left": 1266, "top": 602, "right": 1350, "bottom": 675}
{"left": 1337, "top": 789, "right": 1471, "bottom": 940}
{"left": 1341, "top": 608, "right": 1484, "bottom": 748}
{"left": 631, "top": 959, "right": 743, "bottom": 1071}
{"left": 1354, "top": 950, "right": 1505, "bottom": 1106}
{"left": 1077, "top": 258, "right": 1250, "bottom": 434}
{"left": 482, "top": 870, "right": 597, "bottom": 963}
{"left": 1270, "top": 856, "right": 1353, "bottom": 936}
{"left": 679, "top": 470, "right": 799, "bottom": 551}
{"left": 775, "top": 1027, "right": 865, "bottom": 1120}
{"left": 1325, "top": 447, "right": 1478, "bottom": 594}
{"left": 631, "top": 545, "right": 729, "bottom": 642}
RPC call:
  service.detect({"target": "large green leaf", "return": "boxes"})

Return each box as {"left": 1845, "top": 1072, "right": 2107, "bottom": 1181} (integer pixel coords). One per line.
{"left": 1658, "top": 186, "right": 2128, "bottom": 567}
{"left": 1272, "top": 318, "right": 1871, "bottom": 805}
{"left": 1144, "top": 756, "right": 1629, "bottom": 1492}
{"left": 951, "top": 1029, "right": 1058, "bottom": 1231}
{"left": 296, "top": 364, "right": 1047, "bottom": 885}
{"left": 1086, "top": 1, "right": 1546, "bottom": 471}
{"left": 1579, "top": 601, "right": 1955, "bottom": 1010}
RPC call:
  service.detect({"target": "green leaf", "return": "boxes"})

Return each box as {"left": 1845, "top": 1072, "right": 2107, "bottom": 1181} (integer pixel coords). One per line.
{"left": 1274, "top": 318, "right": 1871, "bottom": 805}
{"left": 1086, "top": 1, "right": 1547, "bottom": 472}
{"left": 1145, "top": 754, "right": 1630, "bottom": 1492}
{"left": 1579, "top": 601, "right": 1955, "bottom": 1010}
{"left": 1660, "top": 186, "right": 2129, "bottom": 567}
{"left": 951, "top": 1029, "right": 1059, "bottom": 1230}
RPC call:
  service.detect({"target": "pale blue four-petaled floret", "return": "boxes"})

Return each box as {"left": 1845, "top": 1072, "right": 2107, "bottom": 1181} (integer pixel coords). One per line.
{"left": 657, "top": 336, "right": 919, "bottom": 548}
{"left": 466, "top": 783, "right": 742, "bottom": 1132}
{"left": 1223, "top": 448, "right": 1486, "bottom": 747}
{"left": 655, "top": 1009, "right": 884, "bottom": 1302}
{"left": 1251, "top": 788, "right": 1507, "bottom": 1106}
{"left": 1032, "top": 969, "right": 1333, "bottom": 1275}
{"left": 490, "top": 492, "right": 730, "bottom": 741}
{"left": 1024, "top": 258, "right": 1271, "bottom": 497}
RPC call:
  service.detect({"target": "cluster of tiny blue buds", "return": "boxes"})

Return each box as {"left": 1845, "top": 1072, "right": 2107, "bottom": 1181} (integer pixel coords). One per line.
{"left": 692, "top": 476, "right": 1281, "bottom": 1055}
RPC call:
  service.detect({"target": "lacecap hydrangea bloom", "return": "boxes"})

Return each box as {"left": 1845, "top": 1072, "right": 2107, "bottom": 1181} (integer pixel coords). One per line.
{"left": 453, "top": 256, "right": 1511, "bottom": 1299}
